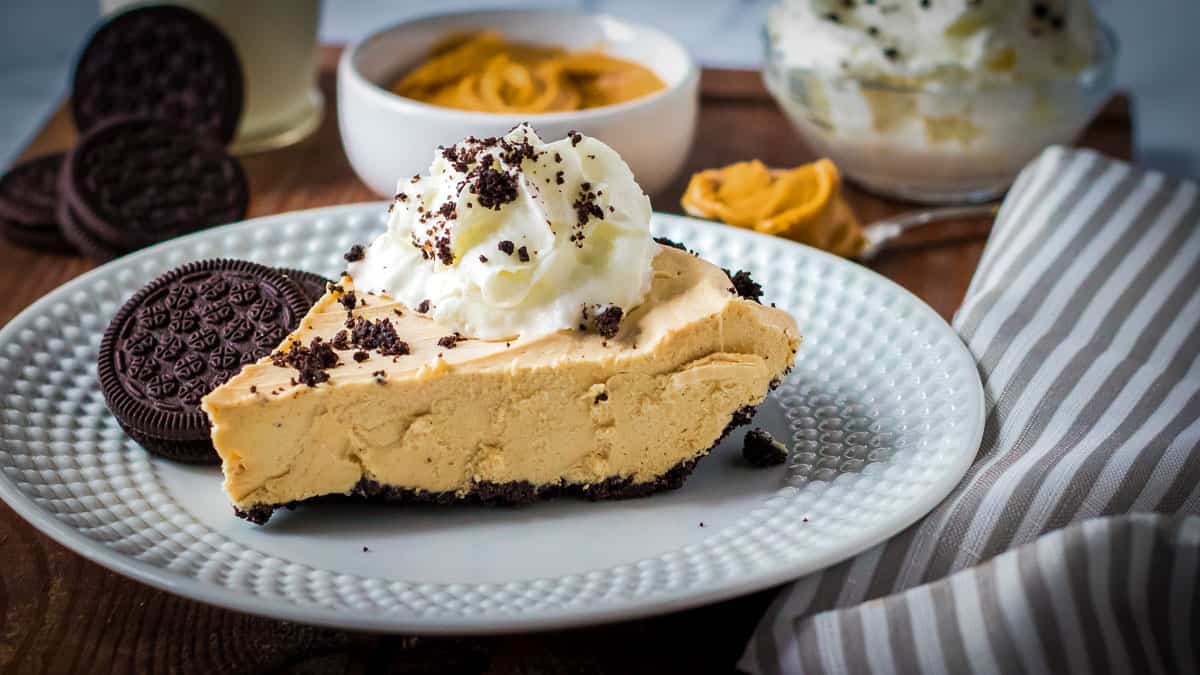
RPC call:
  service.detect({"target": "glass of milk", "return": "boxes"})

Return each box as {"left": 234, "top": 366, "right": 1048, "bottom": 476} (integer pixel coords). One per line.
{"left": 100, "top": 0, "right": 324, "bottom": 154}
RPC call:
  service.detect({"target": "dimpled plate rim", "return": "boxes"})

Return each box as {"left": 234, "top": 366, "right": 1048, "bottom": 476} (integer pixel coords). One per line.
{"left": 0, "top": 203, "right": 984, "bottom": 634}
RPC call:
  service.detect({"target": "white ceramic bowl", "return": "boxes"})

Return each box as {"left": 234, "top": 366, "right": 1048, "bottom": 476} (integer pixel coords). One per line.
{"left": 338, "top": 9, "right": 699, "bottom": 197}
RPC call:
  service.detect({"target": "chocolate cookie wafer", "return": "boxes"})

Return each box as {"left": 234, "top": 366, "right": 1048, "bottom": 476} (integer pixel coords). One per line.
{"left": 57, "top": 198, "right": 121, "bottom": 262}
{"left": 0, "top": 153, "right": 74, "bottom": 253}
{"left": 61, "top": 116, "right": 248, "bottom": 257}
{"left": 117, "top": 420, "right": 222, "bottom": 465}
{"left": 98, "top": 259, "right": 311, "bottom": 462}
{"left": 71, "top": 4, "right": 244, "bottom": 143}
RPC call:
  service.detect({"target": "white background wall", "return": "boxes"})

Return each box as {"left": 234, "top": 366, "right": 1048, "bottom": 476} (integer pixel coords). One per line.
{"left": 2, "top": 0, "right": 1198, "bottom": 177}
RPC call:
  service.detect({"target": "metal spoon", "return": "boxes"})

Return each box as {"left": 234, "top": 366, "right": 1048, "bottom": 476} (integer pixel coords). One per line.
{"left": 858, "top": 203, "right": 999, "bottom": 260}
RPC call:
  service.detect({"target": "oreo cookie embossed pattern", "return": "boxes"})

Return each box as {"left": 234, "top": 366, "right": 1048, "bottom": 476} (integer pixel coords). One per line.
{"left": 98, "top": 260, "right": 311, "bottom": 462}
{"left": 61, "top": 116, "right": 249, "bottom": 254}
{"left": 71, "top": 4, "right": 244, "bottom": 143}
{"left": 278, "top": 268, "right": 335, "bottom": 304}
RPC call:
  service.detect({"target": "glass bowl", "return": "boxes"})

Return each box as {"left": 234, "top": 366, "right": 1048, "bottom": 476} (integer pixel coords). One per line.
{"left": 762, "top": 22, "right": 1118, "bottom": 204}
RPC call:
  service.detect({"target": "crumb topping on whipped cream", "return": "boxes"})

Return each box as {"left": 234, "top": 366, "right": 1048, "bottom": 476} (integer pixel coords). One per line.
{"left": 347, "top": 124, "right": 657, "bottom": 340}
{"left": 768, "top": 0, "right": 1099, "bottom": 84}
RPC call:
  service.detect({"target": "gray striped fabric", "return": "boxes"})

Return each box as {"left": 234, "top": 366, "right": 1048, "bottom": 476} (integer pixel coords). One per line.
{"left": 741, "top": 146, "right": 1200, "bottom": 675}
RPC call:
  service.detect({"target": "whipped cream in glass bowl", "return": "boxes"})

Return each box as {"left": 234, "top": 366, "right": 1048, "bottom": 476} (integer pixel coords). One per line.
{"left": 764, "top": 0, "right": 1117, "bottom": 204}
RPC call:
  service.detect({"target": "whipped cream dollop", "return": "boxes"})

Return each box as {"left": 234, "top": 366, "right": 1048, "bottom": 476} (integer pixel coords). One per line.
{"left": 768, "top": 0, "right": 1099, "bottom": 83}
{"left": 347, "top": 124, "right": 657, "bottom": 339}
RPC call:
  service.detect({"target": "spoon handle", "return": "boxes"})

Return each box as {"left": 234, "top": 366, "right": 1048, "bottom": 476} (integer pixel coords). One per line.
{"left": 859, "top": 204, "right": 999, "bottom": 260}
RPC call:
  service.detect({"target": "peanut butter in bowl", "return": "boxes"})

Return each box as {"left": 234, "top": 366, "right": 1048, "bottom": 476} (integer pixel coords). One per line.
{"left": 390, "top": 30, "right": 666, "bottom": 113}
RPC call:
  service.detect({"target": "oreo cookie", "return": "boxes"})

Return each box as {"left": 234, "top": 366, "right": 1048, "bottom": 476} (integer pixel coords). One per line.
{"left": 71, "top": 4, "right": 244, "bottom": 143}
{"left": 277, "top": 268, "right": 333, "bottom": 305}
{"left": 98, "top": 259, "right": 311, "bottom": 462}
{"left": 117, "top": 420, "right": 221, "bottom": 465}
{"left": 57, "top": 198, "right": 121, "bottom": 262}
{"left": 61, "top": 116, "right": 248, "bottom": 256}
{"left": 0, "top": 153, "right": 75, "bottom": 253}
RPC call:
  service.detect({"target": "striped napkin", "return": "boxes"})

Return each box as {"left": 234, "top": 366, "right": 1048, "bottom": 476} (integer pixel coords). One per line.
{"left": 741, "top": 146, "right": 1200, "bottom": 674}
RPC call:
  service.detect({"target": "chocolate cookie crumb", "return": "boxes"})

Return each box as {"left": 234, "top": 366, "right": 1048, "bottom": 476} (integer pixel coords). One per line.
{"left": 479, "top": 255, "right": 488, "bottom": 263}
{"left": 343, "top": 244, "right": 365, "bottom": 262}
{"left": 338, "top": 290, "right": 357, "bottom": 311}
{"left": 437, "top": 333, "right": 463, "bottom": 349}
{"left": 468, "top": 157, "right": 519, "bottom": 209}
{"left": 568, "top": 130, "right": 582, "bottom": 146}
{"left": 594, "top": 391, "right": 608, "bottom": 403}
{"left": 653, "top": 236, "right": 689, "bottom": 252}
{"left": 346, "top": 316, "right": 411, "bottom": 356}
{"left": 724, "top": 269, "right": 764, "bottom": 303}
{"left": 497, "top": 240, "right": 515, "bottom": 255}
{"left": 595, "top": 306, "right": 623, "bottom": 339}
{"left": 517, "top": 246, "right": 530, "bottom": 262}
{"left": 416, "top": 299, "right": 431, "bottom": 314}
{"left": 435, "top": 237, "right": 454, "bottom": 266}
{"left": 498, "top": 134, "right": 539, "bottom": 165}
{"left": 271, "top": 337, "right": 341, "bottom": 387}
{"left": 353, "top": 350, "right": 369, "bottom": 362}
{"left": 441, "top": 145, "right": 470, "bottom": 173}
{"left": 572, "top": 182, "right": 605, "bottom": 239}
{"left": 234, "top": 505, "right": 275, "bottom": 525}
{"left": 742, "top": 428, "right": 788, "bottom": 467}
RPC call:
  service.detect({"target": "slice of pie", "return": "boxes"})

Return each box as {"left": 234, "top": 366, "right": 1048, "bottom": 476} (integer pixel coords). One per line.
{"left": 202, "top": 124, "right": 799, "bottom": 523}
{"left": 203, "top": 245, "right": 797, "bottom": 522}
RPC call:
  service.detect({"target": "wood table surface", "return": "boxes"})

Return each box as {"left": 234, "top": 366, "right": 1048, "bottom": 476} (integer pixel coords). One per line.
{"left": 1, "top": 47, "right": 1132, "bottom": 674}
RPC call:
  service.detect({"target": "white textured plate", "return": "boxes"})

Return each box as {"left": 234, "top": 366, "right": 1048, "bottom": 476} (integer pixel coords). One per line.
{"left": 0, "top": 205, "right": 983, "bottom": 633}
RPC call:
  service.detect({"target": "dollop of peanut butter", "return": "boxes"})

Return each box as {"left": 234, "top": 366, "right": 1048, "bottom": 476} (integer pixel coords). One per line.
{"left": 682, "top": 159, "right": 867, "bottom": 258}
{"left": 391, "top": 31, "right": 666, "bottom": 113}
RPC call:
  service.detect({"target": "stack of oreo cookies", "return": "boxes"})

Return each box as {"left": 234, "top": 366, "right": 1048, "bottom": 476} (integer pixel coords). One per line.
{"left": 0, "top": 153, "right": 73, "bottom": 252}
{"left": 99, "top": 259, "right": 332, "bottom": 463}
{"left": 1, "top": 5, "right": 249, "bottom": 260}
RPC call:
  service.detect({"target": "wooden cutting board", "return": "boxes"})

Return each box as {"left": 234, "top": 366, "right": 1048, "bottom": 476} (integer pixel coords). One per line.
{"left": 0, "top": 46, "right": 1133, "bottom": 674}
